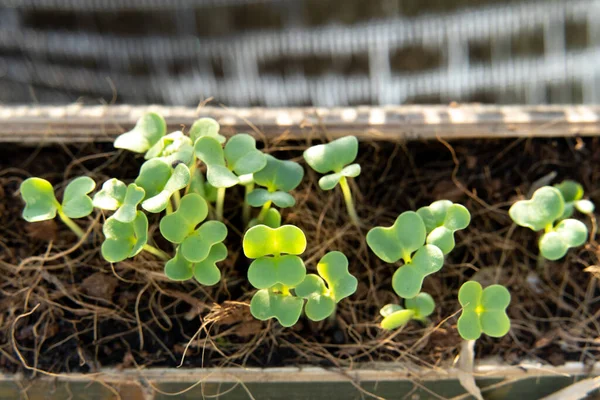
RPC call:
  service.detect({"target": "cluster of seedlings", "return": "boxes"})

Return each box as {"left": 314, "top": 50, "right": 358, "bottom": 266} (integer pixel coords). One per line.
{"left": 19, "top": 112, "right": 596, "bottom": 344}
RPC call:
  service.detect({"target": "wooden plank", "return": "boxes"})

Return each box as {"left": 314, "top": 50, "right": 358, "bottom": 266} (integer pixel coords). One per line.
{"left": 0, "top": 104, "right": 599, "bottom": 144}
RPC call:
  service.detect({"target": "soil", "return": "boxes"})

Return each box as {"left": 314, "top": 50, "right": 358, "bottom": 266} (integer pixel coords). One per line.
{"left": 1, "top": 135, "right": 599, "bottom": 375}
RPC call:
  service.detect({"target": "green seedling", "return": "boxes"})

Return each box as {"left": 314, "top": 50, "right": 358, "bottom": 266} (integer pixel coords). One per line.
{"left": 93, "top": 179, "right": 145, "bottom": 223}
{"left": 380, "top": 292, "right": 435, "bottom": 330}
{"left": 248, "top": 208, "right": 282, "bottom": 229}
{"left": 114, "top": 112, "right": 167, "bottom": 153}
{"left": 417, "top": 200, "right": 471, "bottom": 254}
{"left": 20, "top": 176, "right": 95, "bottom": 238}
{"left": 101, "top": 211, "right": 150, "bottom": 263}
{"left": 509, "top": 185, "right": 591, "bottom": 260}
{"left": 188, "top": 168, "right": 218, "bottom": 203}
{"left": 247, "top": 154, "right": 304, "bottom": 224}
{"left": 195, "top": 134, "right": 266, "bottom": 221}
{"left": 367, "top": 211, "right": 444, "bottom": 299}
{"left": 135, "top": 160, "right": 190, "bottom": 213}
{"left": 164, "top": 242, "right": 227, "bottom": 285}
{"left": 159, "top": 193, "right": 228, "bottom": 264}
{"left": 295, "top": 251, "right": 358, "bottom": 321}
{"left": 554, "top": 180, "right": 595, "bottom": 218}
{"left": 303, "top": 136, "right": 361, "bottom": 225}
{"left": 457, "top": 281, "right": 511, "bottom": 341}
{"left": 145, "top": 131, "right": 194, "bottom": 166}
{"left": 188, "top": 117, "right": 226, "bottom": 144}
{"left": 243, "top": 225, "right": 307, "bottom": 327}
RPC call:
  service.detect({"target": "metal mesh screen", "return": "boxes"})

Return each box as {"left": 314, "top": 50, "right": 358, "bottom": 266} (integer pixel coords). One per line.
{"left": 0, "top": 0, "right": 597, "bottom": 106}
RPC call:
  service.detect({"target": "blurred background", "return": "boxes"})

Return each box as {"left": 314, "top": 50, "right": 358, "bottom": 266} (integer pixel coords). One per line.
{"left": 0, "top": 0, "right": 597, "bottom": 107}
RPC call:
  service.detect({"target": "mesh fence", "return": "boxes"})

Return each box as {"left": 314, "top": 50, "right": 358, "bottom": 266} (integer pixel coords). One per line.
{"left": 0, "top": 0, "right": 597, "bottom": 106}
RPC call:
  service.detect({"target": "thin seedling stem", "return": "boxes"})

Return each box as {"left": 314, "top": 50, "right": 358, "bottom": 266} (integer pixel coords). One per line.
{"left": 166, "top": 200, "right": 174, "bottom": 215}
{"left": 142, "top": 244, "right": 170, "bottom": 261}
{"left": 243, "top": 183, "right": 254, "bottom": 225}
{"left": 339, "top": 176, "right": 360, "bottom": 226}
{"left": 257, "top": 200, "right": 272, "bottom": 222}
{"left": 57, "top": 210, "right": 85, "bottom": 238}
{"left": 172, "top": 189, "right": 182, "bottom": 210}
{"left": 216, "top": 187, "right": 226, "bottom": 221}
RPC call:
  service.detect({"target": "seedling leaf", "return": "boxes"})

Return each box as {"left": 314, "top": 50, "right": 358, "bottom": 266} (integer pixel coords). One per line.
{"left": 539, "top": 219, "right": 588, "bottom": 260}
{"left": 509, "top": 186, "right": 564, "bottom": 231}
{"left": 61, "top": 176, "right": 96, "bottom": 218}
{"left": 224, "top": 134, "right": 266, "bottom": 176}
{"left": 243, "top": 225, "right": 307, "bottom": 259}
{"left": 392, "top": 244, "right": 444, "bottom": 298}
{"left": 366, "top": 211, "right": 426, "bottom": 263}
{"left": 145, "top": 131, "right": 194, "bottom": 166}
{"left": 247, "top": 255, "right": 306, "bottom": 289}
{"left": 318, "top": 163, "right": 361, "bottom": 191}
{"left": 250, "top": 289, "right": 303, "bottom": 327}
{"left": 380, "top": 308, "right": 415, "bottom": 330}
{"left": 189, "top": 118, "right": 226, "bottom": 144}
{"left": 181, "top": 220, "right": 228, "bottom": 262}
{"left": 101, "top": 212, "right": 148, "bottom": 263}
{"left": 93, "top": 179, "right": 127, "bottom": 210}
{"left": 188, "top": 169, "right": 218, "bottom": 202}
{"left": 404, "top": 292, "right": 435, "bottom": 320}
{"left": 247, "top": 189, "right": 296, "bottom": 208}
{"left": 303, "top": 136, "right": 359, "bottom": 174}
{"left": 253, "top": 154, "right": 304, "bottom": 192}
{"left": 159, "top": 193, "right": 208, "bottom": 243}
{"left": 164, "top": 247, "right": 194, "bottom": 281}
{"left": 141, "top": 163, "right": 190, "bottom": 213}
{"left": 20, "top": 177, "right": 59, "bottom": 222}
{"left": 113, "top": 184, "right": 145, "bottom": 223}
{"left": 135, "top": 159, "right": 173, "bottom": 199}
{"left": 193, "top": 242, "right": 227, "bottom": 286}
{"left": 114, "top": 112, "right": 166, "bottom": 153}
{"left": 417, "top": 201, "right": 471, "bottom": 254}
{"left": 249, "top": 208, "right": 282, "bottom": 229}
{"left": 457, "top": 281, "right": 511, "bottom": 340}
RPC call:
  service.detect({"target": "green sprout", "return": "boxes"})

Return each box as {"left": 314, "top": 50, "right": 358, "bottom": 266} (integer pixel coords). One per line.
{"left": 93, "top": 179, "right": 145, "bottom": 223}
{"left": 379, "top": 292, "right": 435, "bottom": 330}
{"left": 164, "top": 243, "right": 227, "bottom": 285}
{"left": 509, "top": 184, "right": 592, "bottom": 260}
{"left": 101, "top": 211, "right": 150, "bottom": 263}
{"left": 295, "top": 251, "right": 358, "bottom": 321}
{"left": 243, "top": 225, "right": 307, "bottom": 327}
{"left": 247, "top": 154, "right": 304, "bottom": 225}
{"left": 144, "top": 131, "right": 194, "bottom": 166}
{"left": 366, "top": 211, "right": 444, "bottom": 299}
{"left": 195, "top": 134, "right": 266, "bottom": 221}
{"left": 417, "top": 200, "right": 471, "bottom": 254}
{"left": 159, "top": 193, "right": 228, "bottom": 266}
{"left": 135, "top": 160, "right": 190, "bottom": 213}
{"left": 188, "top": 117, "right": 226, "bottom": 144}
{"left": 113, "top": 112, "right": 167, "bottom": 154}
{"left": 303, "top": 136, "right": 361, "bottom": 226}
{"left": 457, "top": 281, "right": 511, "bottom": 341}
{"left": 20, "top": 176, "right": 96, "bottom": 238}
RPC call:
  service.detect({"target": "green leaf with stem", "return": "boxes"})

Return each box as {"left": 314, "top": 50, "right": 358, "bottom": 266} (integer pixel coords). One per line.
{"left": 112, "top": 184, "right": 145, "bottom": 223}
{"left": 247, "top": 189, "right": 296, "bottom": 208}
{"left": 248, "top": 255, "right": 306, "bottom": 289}
{"left": 135, "top": 159, "right": 173, "bottom": 199}
{"left": 554, "top": 180, "right": 595, "bottom": 219}
{"left": 21, "top": 177, "right": 60, "bottom": 222}
{"left": 539, "top": 219, "right": 588, "bottom": 260}
{"left": 101, "top": 212, "right": 149, "bottom": 263}
{"left": 180, "top": 220, "right": 228, "bottom": 262}
{"left": 165, "top": 242, "right": 227, "bottom": 285}
{"left": 243, "top": 225, "right": 306, "bottom": 259}
{"left": 253, "top": 154, "right": 304, "bottom": 192}
{"left": 145, "top": 131, "right": 194, "bottom": 166}
{"left": 457, "top": 281, "right": 511, "bottom": 340}
{"left": 114, "top": 112, "right": 166, "bottom": 153}
{"left": 141, "top": 163, "right": 190, "bottom": 213}
{"left": 93, "top": 178, "right": 126, "bottom": 211}
{"left": 392, "top": 244, "right": 444, "bottom": 298}
{"left": 61, "top": 176, "right": 96, "bottom": 218}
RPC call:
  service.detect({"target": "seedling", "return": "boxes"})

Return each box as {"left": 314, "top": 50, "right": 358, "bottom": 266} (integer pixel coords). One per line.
{"left": 195, "top": 134, "right": 266, "bottom": 221}
{"left": 135, "top": 160, "right": 191, "bottom": 213}
{"left": 113, "top": 112, "right": 167, "bottom": 154}
{"left": 379, "top": 292, "right": 435, "bottom": 330}
{"left": 93, "top": 179, "right": 145, "bottom": 223}
{"left": 20, "top": 176, "right": 96, "bottom": 238}
{"left": 247, "top": 154, "right": 304, "bottom": 225}
{"left": 457, "top": 281, "right": 511, "bottom": 341}
{"left": 295, "top": 251, "right": 358, "bottom": 321}
{"left": 509, "top": 184, "right": 593, "bottom": 260}
{"left": 367, "top": 211, "right": 444, "bottom": 299}
{"left": 243, "top": 225, "right": 307, "bottom": 327}
{"left": 303, "top": 136, "right": 361, "bottom": 226}
{"left": 101, "top": 212, "right": 149, "bottom": 263}
{"left": 417, "top": 200, "right": 471, "bottom": 254}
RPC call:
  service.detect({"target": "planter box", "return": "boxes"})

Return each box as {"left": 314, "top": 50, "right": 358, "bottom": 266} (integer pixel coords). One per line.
{"left": 2, "top": 105, "right": 600, "bottom": 400}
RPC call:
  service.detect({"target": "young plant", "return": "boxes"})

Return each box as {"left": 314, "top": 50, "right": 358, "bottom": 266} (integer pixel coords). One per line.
{"left": 243, "top": 225, "right": 308, "bottom": 327}
{"left": 509, "top": 183, "right": 593, "bottom": 260}
{"left": 159, "top": 193, "right": 228, "bottom": 284}
{"left": 247, "top": 154, "right": 304, "bottom": 225}
{"left": 379, "top": 292, "right": 435, "bottom": 330}
{"left": 294, "top": 251, "right": 358, "bottom": 321}
{"left": 303, "top": 136, "right": 361, "bottom": 226}
{"left": 20, "top": 176, "right": 95, "bottom": 238}
{"left": 194, "top": 134, "right": 266, "bottom": 221}
{"left": 457, "top": 281, "right": 511, "bottom": 340}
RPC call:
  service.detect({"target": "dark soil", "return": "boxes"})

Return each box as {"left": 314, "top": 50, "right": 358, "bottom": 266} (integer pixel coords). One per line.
{"left": 1, "top": 135, "right": 599, "bottom": 374}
